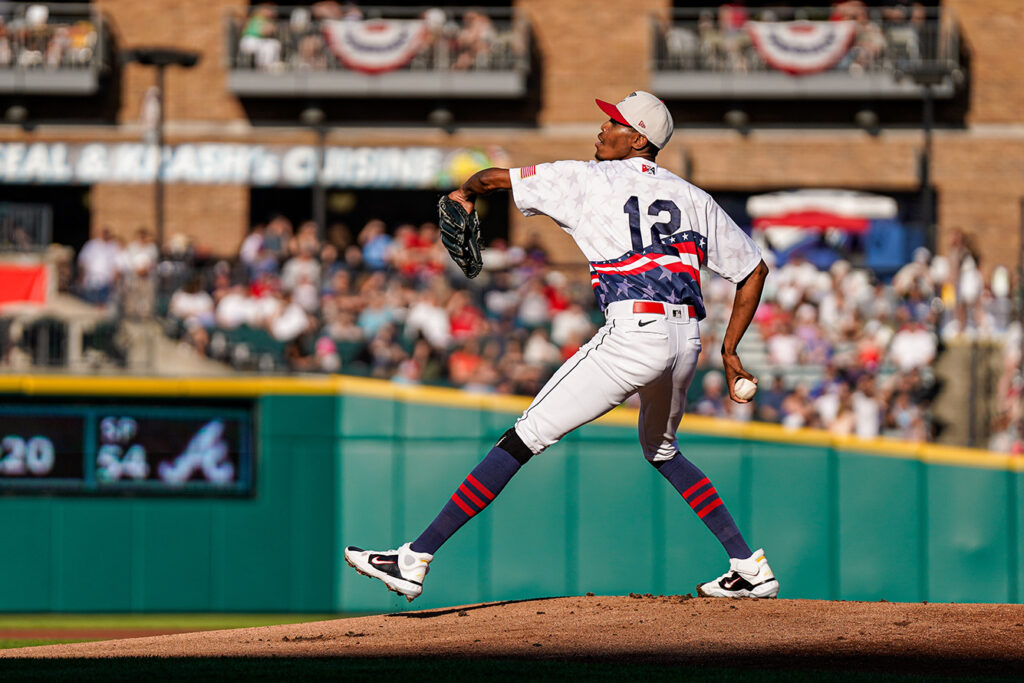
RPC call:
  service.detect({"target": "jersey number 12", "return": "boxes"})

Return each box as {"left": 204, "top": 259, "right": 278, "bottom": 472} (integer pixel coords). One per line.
{"left": 623, "top": 196, "right": 681, "bottom": 251}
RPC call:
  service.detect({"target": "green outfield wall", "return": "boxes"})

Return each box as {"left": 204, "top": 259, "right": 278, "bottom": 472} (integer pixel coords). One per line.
{"left": 0, "top": 376, "right": 1020, "bottom": 612}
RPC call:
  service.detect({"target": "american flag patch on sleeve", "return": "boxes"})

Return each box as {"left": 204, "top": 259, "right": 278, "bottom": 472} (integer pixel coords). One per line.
{"left": 520, "top": 165, "right": 536, "bottom": 179}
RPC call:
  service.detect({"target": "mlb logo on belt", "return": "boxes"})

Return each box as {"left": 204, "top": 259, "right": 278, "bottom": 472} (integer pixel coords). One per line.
{"left": 671, "top": 309, "right": 681, "bottom": 318}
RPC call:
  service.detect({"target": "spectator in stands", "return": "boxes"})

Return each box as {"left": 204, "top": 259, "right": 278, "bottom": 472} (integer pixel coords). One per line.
{"left": 367, "top": 322, "right": 406, "bottom": 379}
{"left": 291, "top": 273, "right": 320, "bottom": 314}
{"left": 755, "top": 374, "right": 787, "bottom": 423}
{"left": 290, "top": 7, "right": 327, "bottom": 70}
{"left": 695, "top": 371, "right": 728, "bottom": 418}
{"left": 67, "top": 19, "right": 96, "bottom": 65}
{"left": 718, "top": 1, "right": 750, "bottom": 73}
{"left": 121, "top": 229, "right": 159, "bottom": 319}
{"left": 883, "top": 3, "right": 921, "bottom": 62}
{"left": 852, "top": 373, "right": 881, "bottom": 439}
{"left": 238, "top": 3, "right": 283, "bottom": 71}
{"left": 448, "top": 339, "right": 483, "bottom": 385}
{"left": 452, "top": 9, "right": 494, "bottom": 70}
{"left": 261, "top": 214, "right": 292, "bottom": 261}
{"left": 550, "top": 302, "right": 594, "bottom": 348}
{"left": 281, "top": 246, "right": 322, "bottom": 292}
{"left": 239, "top": 224, "right": 265, "bottom": 271}
{"left": 290, "top": 220, "right": 321, "bottom": 256}
{"left": 0, "top": 18, "right": 11, "bottom": 66}
{"left": 888, "top": 314, "right": 937, "bottom": 371}
{"left": 516, "top": 277, "right": 549, "bottom": 329}
{"left": 169, "top": 275, "right": 214, "bottom": 329}
{"left": 781, "top": 383, "right": 818, "bottom": 429}
{"left": 215, "top": 284, "right": 254, "bottom": 330}
{"left": 522, "top": 327, "right": 561, "bottom": 369}
{"left": 448, "top": 289, "right": 485, "bottom": 342}
{"left": 848, "top": 6, "right": 887, "bottom": 75}
{"left": 270, "top": 290, "right": 312, "bottom": 342}
{"left": 77, "top": 227, "right": 121, "bottom": 305}
{"left": 358, "top": 219, "right": 393, "bottom": 271}
{"left": 357, "top": 288, "right": 398, "bottom": 339}
{"left": 405, "top": 288, "right": 451, "bottom": 350}
{"left": 766, "top": 319, "right": 802, "bottom": 366}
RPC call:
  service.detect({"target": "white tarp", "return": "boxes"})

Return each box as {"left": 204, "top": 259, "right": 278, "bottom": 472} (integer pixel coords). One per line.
{"left": 747, "top": 189, "right": 898, "bottom": 219}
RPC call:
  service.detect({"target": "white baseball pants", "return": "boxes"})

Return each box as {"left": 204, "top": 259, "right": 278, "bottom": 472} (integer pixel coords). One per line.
{"left": 514, "top": 300, "right": 702, "bottom": 462}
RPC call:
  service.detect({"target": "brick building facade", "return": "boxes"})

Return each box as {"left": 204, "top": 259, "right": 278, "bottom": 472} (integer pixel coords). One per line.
{"left": 1, "top": 0, "right": 1021, "bottom": 273}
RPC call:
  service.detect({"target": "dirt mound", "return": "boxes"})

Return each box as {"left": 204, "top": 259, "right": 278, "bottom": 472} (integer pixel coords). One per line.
{"left": 2, "top": 596, "right": 1023, "bottom": 675}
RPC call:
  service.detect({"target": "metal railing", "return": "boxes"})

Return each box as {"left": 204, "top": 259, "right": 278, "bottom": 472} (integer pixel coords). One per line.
{"left": 652, "top": 5, "right": 959, "bottom": 96}
{"left": 0, "top": 2, "right": 107, "bottom": 73}
{"left": 0, "top": 312, "right": 146, "bottom": 374}
{"left": 0, "top": 202, "right": 52, "bottom": 252}
{"left": 225, "top": 5, "right": 529, "bottom": 75}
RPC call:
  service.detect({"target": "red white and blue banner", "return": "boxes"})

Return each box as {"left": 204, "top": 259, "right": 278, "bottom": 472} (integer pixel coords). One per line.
{"left": 322, "top": 19, "right": 426, "bottom": 74}
{"left": 746, "top": 20, "right": 856, "bottom": 75}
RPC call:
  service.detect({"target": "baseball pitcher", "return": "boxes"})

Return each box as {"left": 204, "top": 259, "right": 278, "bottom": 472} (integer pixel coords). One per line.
{"left": 346, "top": 91, "right": 779, "bottom": 601}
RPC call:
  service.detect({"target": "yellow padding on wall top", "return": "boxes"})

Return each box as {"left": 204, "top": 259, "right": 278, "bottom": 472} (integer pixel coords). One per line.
{"left": 0, "top": 374, "right": 1018, "bottom": 472}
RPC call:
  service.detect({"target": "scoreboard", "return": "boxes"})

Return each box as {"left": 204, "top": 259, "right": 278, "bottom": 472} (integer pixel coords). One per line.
{"left": 0, "top": 403, "right": 254, "bottom": 495}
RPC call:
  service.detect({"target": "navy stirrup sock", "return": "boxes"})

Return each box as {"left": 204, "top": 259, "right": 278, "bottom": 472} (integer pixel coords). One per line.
{"left": 654, "top": 454, "right": 752, "bottom": 559}
{"left": 411, "top": 446, "right": 522, "bottom": 554}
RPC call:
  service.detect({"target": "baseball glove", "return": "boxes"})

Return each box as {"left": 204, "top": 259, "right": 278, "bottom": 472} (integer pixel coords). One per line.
{"left": 437, "top": 194, "right": 483, "bottom": 279}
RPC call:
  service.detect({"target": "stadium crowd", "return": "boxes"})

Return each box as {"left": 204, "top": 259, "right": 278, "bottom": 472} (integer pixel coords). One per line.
{"left": 0, "top": 4, "right": 99, "bottom": 70}
{"left": 659, "top": 1, "right": 931, "bottom": 75}
{"left": 71, "top": 212, "right": 1022, "bottom": 451}
{"left": 234, "top": 2, "right": 516, "bottom": 73}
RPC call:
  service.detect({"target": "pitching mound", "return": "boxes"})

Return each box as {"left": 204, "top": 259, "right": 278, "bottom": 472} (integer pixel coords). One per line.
{"left": 2, "top": 596, "right": 1023, "bottom": 677}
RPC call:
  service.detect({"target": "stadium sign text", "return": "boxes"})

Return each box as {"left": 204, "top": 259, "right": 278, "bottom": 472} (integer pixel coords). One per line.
{"left": 0, "top": 142, "right": 502, "bottom": 188}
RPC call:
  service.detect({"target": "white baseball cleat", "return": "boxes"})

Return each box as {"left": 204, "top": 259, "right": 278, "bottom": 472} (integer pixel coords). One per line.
{"left": 696, "top": 548, "right": 779, "bottom": 599}
{"left": 344, "top": 542, "right": 433, "bottom": 602}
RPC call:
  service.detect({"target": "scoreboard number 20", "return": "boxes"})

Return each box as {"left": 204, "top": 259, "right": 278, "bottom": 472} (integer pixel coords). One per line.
{"left": 0, "top": 435, "right": 57, "bottom": 476}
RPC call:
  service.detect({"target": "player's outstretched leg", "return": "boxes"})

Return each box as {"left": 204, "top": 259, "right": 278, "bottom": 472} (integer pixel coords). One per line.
{"left": 344, "top": 428, "right": 534, "bottom": 600}
{"left": 652, "top": 453, "right": 779, "bottom": 598}
{"left": 696, "top": 548, "right": 779, "bottom": 599}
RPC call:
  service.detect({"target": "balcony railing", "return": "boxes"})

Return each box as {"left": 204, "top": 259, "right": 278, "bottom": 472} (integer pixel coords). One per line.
{"left": 225, "top": 5, "right": 530, "bottom": 98}
{"left": 0, "top": 2, "right": 108, "bottom": 95}
{"left": 652, "top": 6, "right": 960, "bottom": 99}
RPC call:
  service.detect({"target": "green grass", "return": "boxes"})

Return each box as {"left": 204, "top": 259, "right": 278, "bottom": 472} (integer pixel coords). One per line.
{"left": 0, "top": 639, "right": 94, "bottom": 650}
{"left": 0, "top": 614, "right": 347, "bottom": 631}
{"left": 0, "top": 614, "right": 362, "bottom": 650}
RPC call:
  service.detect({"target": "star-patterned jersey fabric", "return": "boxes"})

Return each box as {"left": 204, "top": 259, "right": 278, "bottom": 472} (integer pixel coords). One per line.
{"left": 510, "top": 158, "right": 761, "bottom": 319}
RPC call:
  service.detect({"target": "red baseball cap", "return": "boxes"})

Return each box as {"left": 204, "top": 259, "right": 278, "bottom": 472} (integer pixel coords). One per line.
{"left": 595, "top": 91, "right": 674, "bottom": 149}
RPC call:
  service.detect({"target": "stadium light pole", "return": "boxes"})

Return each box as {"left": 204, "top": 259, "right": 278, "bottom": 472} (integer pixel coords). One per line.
{"left": 122, "top": 48, "right": 201, "bottom": 251}
{"left": 300, "top": 106, "right": 327, "bottom": 243}
{"left": 897, "top": 63, "right": 953, "bottom": 255}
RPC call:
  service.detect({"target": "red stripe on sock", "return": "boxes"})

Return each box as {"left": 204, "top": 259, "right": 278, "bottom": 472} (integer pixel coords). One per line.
{"left": 688, "top": 487, "right": 717, "bottom": 510}
{"left": 682, "top": 477, "right": 710, "bottom": 500}
{"left": 459, "top": 483, "right": 486, "bottom": 509}
{"left": 451, "top": 493, "right": 476, "bottom": 517}
{"left": 466, "top": 474, "right": 495, "bottom": 500}
{"left": 697, "top": 498, "right": 724, "bottom": 519}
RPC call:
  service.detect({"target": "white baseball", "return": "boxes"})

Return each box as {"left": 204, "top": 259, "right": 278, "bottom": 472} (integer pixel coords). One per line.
{"left": 734, "top": 377, "right": 758, "bottom": 401}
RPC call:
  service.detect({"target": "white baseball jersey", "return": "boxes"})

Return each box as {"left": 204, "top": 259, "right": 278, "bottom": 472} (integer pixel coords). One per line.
{"left": 510, "top": 158, "right": 761, "bottom": 318}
